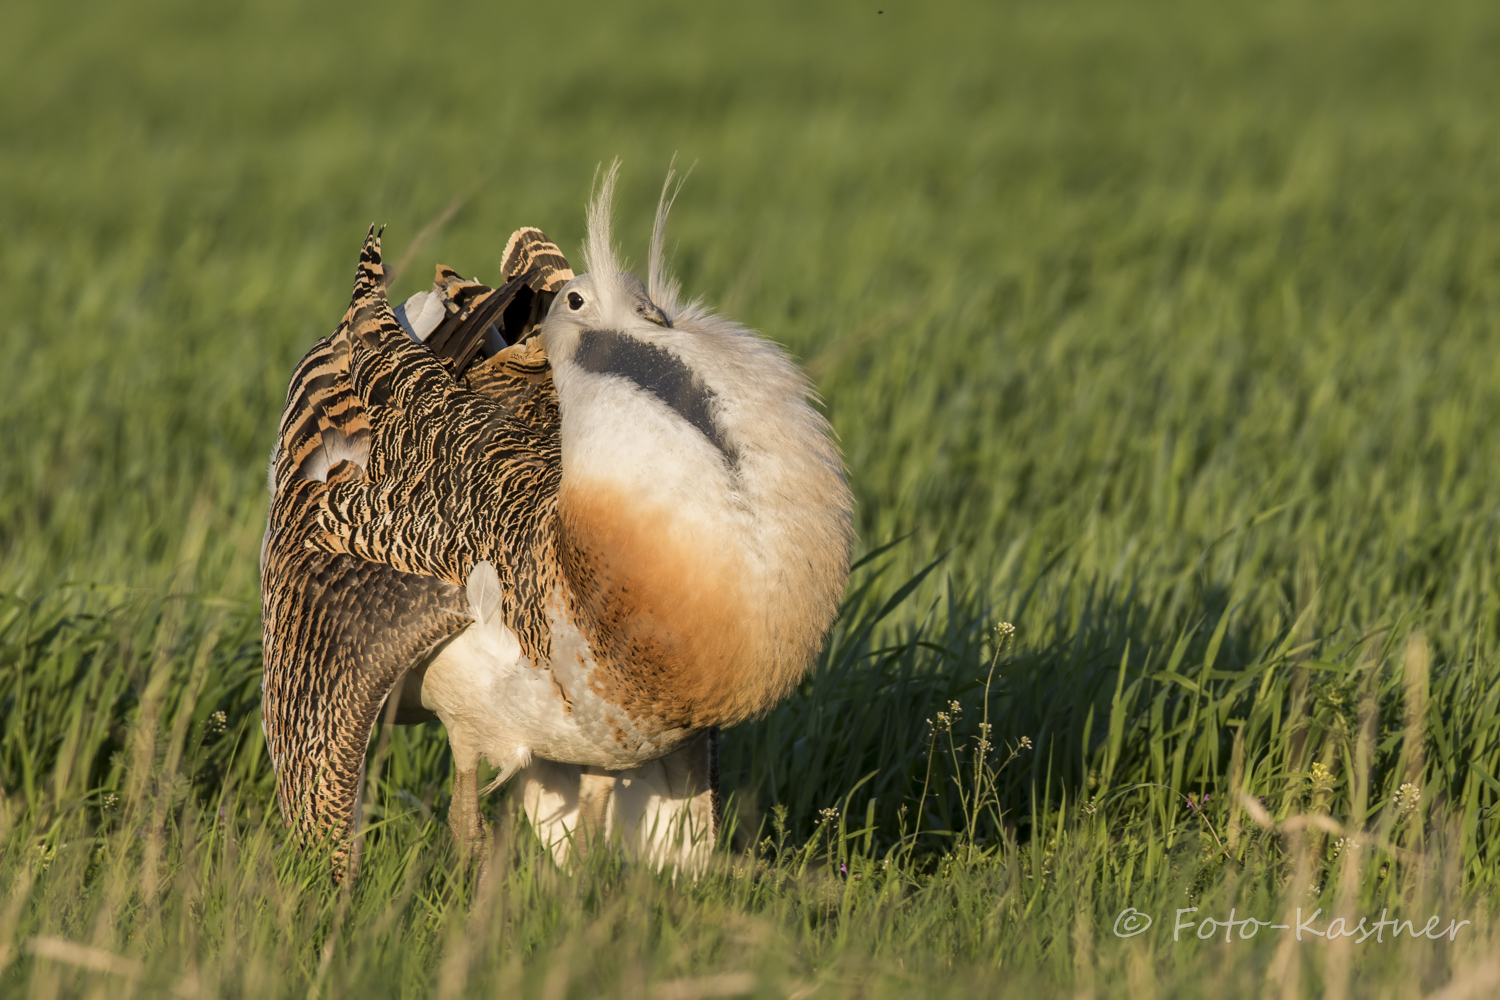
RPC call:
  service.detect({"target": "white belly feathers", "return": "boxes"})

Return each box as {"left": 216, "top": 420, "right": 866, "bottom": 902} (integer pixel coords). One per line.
{"left": 417, "top": 561, "right": 695, "bottom": 791}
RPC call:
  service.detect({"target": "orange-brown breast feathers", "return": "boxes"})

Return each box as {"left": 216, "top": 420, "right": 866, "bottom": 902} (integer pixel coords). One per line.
{"left": 556, "top": 481, "right": 806, "bottom": 732}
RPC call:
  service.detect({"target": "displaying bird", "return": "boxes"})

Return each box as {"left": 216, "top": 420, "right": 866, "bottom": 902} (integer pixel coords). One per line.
{"left": 260, "top": 166, "right": 853, "bottom": 874}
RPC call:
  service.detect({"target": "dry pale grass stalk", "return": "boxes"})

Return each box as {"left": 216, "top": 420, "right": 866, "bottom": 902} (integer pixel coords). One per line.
{"left": 1226, "top": 725, "right": 1246, "bottom": 852}
{"left": 24, "top": 936, "right": 200, "bottom": 998}
{"left": 0, "top": 862, "right": 38, "bottom": 975}
{"left": 1423, "top": 959, "right": 1500, "bottom": 1000}
{"left": 651, "top": 971, "right": 757, "bottom": 1000}
{"left": 1072, "top": 886, "right": 1096, "bottom": 1000}
{"left": 1322, "top": 648, "right": 1379, "bottom": 1000}
{"left": 1262, "top": 823, "right": 1311, "bottom": 1000}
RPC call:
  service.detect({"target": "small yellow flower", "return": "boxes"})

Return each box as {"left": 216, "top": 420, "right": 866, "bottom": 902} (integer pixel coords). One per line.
{"left": 1308, "top": 762, "right": 1334, "bottom": 793}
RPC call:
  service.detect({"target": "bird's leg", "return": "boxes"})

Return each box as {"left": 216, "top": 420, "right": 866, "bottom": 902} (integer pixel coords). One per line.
{"left": 450, "top": 767, "right": 479, "bottom": 846}
{"left": 449, "top": 752, "right": 489, "bottom": 868}
{"left": 573, "top": 770, "right": 616, "bottom": 862}
{"left": 608, "top": 732, "right": 719, "bottom": 874}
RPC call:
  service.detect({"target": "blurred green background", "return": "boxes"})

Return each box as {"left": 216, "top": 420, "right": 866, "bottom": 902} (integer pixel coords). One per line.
{"left": 7, "top": 0, "right": 1498, "bottom": 599}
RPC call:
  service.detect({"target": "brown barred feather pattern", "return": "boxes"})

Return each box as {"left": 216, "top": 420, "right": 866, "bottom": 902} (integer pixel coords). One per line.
{"left": 502, "top": 227, "right": 574, "bottom": 292}
{"left": 262, "top": 227, "right": 570, "bottom": 852}
{"left": 424, "top": 229, "right": 574, "bottom": 370}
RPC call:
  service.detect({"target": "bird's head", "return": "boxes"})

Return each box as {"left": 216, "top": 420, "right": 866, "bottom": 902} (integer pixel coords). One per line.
{"left": 540, "top": 162, "right": 819, "bottom": 486}
{"left": 547, "top": 271, "right": 671, "bottom": 335}
{"left": 541, "top": 265, "right": 739, "bottom": 471}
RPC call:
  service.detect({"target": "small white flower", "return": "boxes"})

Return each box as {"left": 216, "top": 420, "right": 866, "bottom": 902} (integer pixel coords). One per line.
{"left": 1394, "top": 782, "right": 1421, "bottom": 817}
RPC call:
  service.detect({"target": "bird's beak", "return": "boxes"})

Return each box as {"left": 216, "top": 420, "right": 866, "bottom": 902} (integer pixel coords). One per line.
{"left": 637, "top": 302, "right": 671, "bottom": 327}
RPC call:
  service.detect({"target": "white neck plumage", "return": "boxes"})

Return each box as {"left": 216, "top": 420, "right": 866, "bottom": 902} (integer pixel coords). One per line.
{"left": 547, "top": 326, "right": 852, "bottom": 727}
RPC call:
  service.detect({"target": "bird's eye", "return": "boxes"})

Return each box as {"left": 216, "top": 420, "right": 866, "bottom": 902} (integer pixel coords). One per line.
{"left": 567, "top": 292, "right": 585, "bottom": 310}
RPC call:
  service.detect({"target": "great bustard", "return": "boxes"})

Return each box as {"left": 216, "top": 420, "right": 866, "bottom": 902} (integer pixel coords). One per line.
{"left": 260, "top": 168, "right": 853, "bottom": 873}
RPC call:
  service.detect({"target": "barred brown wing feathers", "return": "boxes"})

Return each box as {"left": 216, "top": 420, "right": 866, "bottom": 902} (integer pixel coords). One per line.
{"left": 422, "top": 228, "right": 574, "bottom": 373}
{"left": 423, "top": 269, "right": 520, "bottom": 374}
{"left": 499, "top": 228, "right": 575, "bottom": 345}
{"left": 464, "top": 338, "right": 559, "bottom": 436}
{"left": 260, "top": 540, "right": 465, "bottom": 848}
{"left": 262, "top": 226, "right": 568, "bottom": 860}
{"left": 320, "top": 376, "right": 559, "bottom": 591}
{"left": 275, "top": 336, "right": 372, "bottom": 487}
{"left": 261, "top": 227, "right": 472, "bottom": 854}
{"left": 318, "top": 229, "right": 563, "bottom": 592}
{"left": 502, "top": 227, "right": 574, "bottom": 293}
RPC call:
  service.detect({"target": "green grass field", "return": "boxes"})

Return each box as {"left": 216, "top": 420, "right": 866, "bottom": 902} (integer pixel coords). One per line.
{"left": 5, "top": 0, "right": 1500, "bottom": 995}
